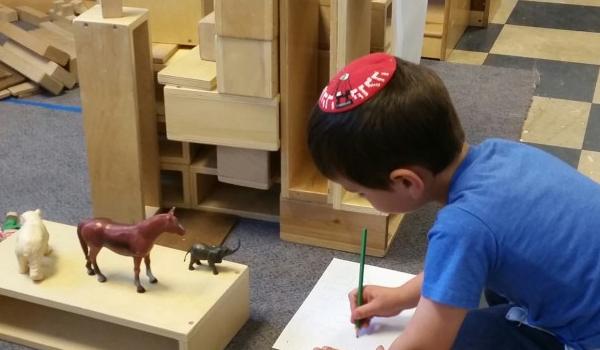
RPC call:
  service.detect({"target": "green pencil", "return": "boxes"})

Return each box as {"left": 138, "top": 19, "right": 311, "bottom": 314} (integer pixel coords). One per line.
{"left": 355, "top": 228, "right": 368, "bottom": 337}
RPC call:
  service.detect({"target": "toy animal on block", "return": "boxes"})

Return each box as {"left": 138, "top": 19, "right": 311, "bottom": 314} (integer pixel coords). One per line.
{"left": 184, "top": 240, "right": 240, "bottom": 275}
{"left": 15, "top": 209, "right": 52, "bottom": 282}
{"left": 77, "top": 207, "right": 186, "bottom": 293}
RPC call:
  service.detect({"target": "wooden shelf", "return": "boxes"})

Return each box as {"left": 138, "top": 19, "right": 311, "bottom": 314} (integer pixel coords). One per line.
{"left": 192, "top": 173, "right": 280, "bottom": 222}
{"left": 288, "top": 166, "right": 328, "bottom": 204}
{"left": 422, "top": 0, "right": 471, "bottom": 60}
{"left": 160, "top": 165, "right": 191, "bottom": 208}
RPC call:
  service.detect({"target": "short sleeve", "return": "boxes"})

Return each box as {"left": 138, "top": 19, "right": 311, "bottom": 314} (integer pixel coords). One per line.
{"left": 422, "top": 206, "right": 497, "bottom": 309}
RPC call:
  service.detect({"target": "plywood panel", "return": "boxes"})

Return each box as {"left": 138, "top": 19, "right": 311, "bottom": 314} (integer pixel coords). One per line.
{"left": 157, "top": 46, "right": 216, "bottom": 90}
{"left": 123, "top": 0, "right": 209, "bottom": 44}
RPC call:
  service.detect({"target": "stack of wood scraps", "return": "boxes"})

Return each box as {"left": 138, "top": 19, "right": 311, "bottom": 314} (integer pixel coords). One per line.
{"left": 0, "top": 3, "right": 80, "bottom": 99}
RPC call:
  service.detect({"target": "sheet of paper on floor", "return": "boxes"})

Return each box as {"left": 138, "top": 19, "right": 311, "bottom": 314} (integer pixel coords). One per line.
{"left": 274, "top": 258, "right": 416, "bottom": 350}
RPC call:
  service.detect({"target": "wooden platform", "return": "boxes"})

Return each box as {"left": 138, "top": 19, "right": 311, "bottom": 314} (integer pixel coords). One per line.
{"left": 0, "top": 221, "right": 249, "bottom": 350}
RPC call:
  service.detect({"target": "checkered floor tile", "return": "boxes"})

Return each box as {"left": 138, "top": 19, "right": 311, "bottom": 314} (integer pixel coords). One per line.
{"left": 448, "top": 0, "right": 600, "bottom": 183}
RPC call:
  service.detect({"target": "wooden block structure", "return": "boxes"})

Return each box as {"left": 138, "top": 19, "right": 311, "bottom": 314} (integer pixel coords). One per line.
{"left": 157, "top": 46, "right": 216, "bottom": 91}
{"left": 0, "top": 4, "right": 18, "bottom": 22}
{"left": 279, "top": 0, "right": 403, "bottom": 256}
{"left": 422, "top": 0, "right": 471, "bottom": 60}
{"left": 370, "top": 0, "right": 392, "bottom": 53}
{"left": 123, "top": 0, "right": 212, "bottom": 44}
{"left": 217, "top": 146, "right": 272, "bottom": 190}
{"left": 15, "top": 5, "right": 50, "bottom": 25}
{"left": 0, "top": 221, "right": 250, "bottom": 350}
{"left": 198, "top": 11, "right": 215, "bottom": 61}
{"left": 73, "top": 5, "right": 160, "bottom": 224}
{"left": 0, "top": 22, "right": 70, "bottom": 66}
{"left": 0, "top": 44, "right": 63, "bottom": 95}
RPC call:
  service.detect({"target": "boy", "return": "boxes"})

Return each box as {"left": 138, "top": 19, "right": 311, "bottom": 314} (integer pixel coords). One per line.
{"left": 309, "top": 53, "right": 600, "bottom": 350}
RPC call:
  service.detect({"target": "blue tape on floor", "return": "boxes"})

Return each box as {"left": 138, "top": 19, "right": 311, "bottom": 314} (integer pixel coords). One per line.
{"left": 3, "top": 98, "right": 82, "bottom": 113}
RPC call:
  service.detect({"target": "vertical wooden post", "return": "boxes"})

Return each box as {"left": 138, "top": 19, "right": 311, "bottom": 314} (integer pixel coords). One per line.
{"left": 100, "top": 0, "right": 123, "bottom": 18}
{"left": 74, "top": 5, "right": 160, "bottom": 223}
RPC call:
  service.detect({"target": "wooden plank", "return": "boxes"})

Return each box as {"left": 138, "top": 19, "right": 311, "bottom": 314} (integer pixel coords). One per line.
{"left": 4, "top": 40, "right": 76, "bottom": 89}
{"left": 0, "top": 62, "right": 25, "bottom": 90}
{"left": 0, "top": 1, "right": 53, "bottom": 12}
{"left": 30, "top": 28, "right": 77, "bottom": 82}
{"left": 0, "top": 45, "right": 63, "bottom": 95}
{"left": 280, "top": 198, "right": 401, "bottom": 257}
{"left": 0, "top": 88, "right": 11, "bottom": 99}
{"left": 215, "top": 0, "right": 278, "bottom": 40}
{"left": 8, "top": 82, "right": 39, "bottom": 98}
{"left": 0, "top": 22, "right": 70, "bottom": 66}
{"left": 216, "top": 36, "right": 278, "bottom": 98}
{"left": 100, "top": 0, "right": 122, "bottom": 18}
{"left": 198, "top": 11, "right": 215, "bottom": 61}
{"left": 152, "top": 43, "right": 178, "bottom": 64}
{"left": 39, "top": 21, "right": 75, "bottom": 38}
{"left": 123, "top": 0, "right": 210, "bottom": 45}
{"left": 0, "top": 5, "right": 18, "bottom": 22}
{"left": 74, "top": 6, "right": 160, "bottom": 223}
{"left": 217, "top": 146, "right": 272, "bottom": 190}
{"left": 157, "top": 47, "right": 216, "bottom": 90}
{"left": 280, "top": 0, "right": 323, "bottom": 200}
{"left": 0, "top": 221, "right": 249, "bottom": 350}
{"left": 15, "top": 5, "right": 50, "bottom": 25}
{"left": 164, "top": 85, "right": 280, "bottom": 151}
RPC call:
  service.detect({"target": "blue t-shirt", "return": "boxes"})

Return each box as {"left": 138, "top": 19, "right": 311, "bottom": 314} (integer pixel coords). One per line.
{"left": 422, "top": 139, "right": 600, "bottom": 349}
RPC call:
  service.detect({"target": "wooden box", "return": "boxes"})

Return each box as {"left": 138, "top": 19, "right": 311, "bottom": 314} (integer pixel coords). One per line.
{"left": 198, "top": 11, "right": 216, "bottom": 61}
{"left": 217, "top": 146, "right": 272, "bottom": 190}
{"left": 216, "top": 36, "right": 278, "bottom": 98}
{"left": 0, "top": 221, "right": 250, "bottom": 350}
{"left": 160, "top": 163, "right": 192, "bottom": 208}
{"left": 164, "top": 85, "right": 280, "bottom": 151}
{"left": 215, "top": 0, "right": 278, "bottom": 40}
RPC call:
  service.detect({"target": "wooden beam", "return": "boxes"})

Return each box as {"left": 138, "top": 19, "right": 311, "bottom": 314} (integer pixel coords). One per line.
{"left": 15, "top": 5, "right": 50, "bottom": 25}
{"left": 3, "top": 40, "right": 75, "bottom": 89}
{"left": 0, "top": 88, "right": 10, "bottom": 99}
{"left": 0, "top": 62, "right": 25, "bottom": 90}
{"left": 0, "top": 5, "right": 18, "bottom": 22}
{"left": 0, "top": 44, "right": 63, "bottom": 95}
{"left": 0, "top": 22, "right": 70, "bottom": 66}
{"left": 152, "top": 43, "right": 178, "bottom": 64}
{"left": 8, "top": 82, "right": 39, "bottom": 98}
{"left": 198, "top": 11, "right": 215, "bottom": 61}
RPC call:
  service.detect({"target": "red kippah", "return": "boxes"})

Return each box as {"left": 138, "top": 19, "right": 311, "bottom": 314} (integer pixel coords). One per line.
{"left": 318, "top": 52, "right": 397, "bottom": 113}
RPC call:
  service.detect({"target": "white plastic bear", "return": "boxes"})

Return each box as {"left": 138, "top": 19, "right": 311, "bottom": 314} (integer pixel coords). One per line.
{"left": 15, "top": 209, "right": 52, "bottom": 281}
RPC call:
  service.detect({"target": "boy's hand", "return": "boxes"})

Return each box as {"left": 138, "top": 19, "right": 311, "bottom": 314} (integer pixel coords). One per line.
{"left": 349, "top": 285, "right": 405, "bottom": 325}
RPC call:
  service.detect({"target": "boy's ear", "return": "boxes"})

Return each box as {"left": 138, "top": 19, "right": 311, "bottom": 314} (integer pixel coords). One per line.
{"left": 389, "top": 168, "right": 424, "bottom": 198}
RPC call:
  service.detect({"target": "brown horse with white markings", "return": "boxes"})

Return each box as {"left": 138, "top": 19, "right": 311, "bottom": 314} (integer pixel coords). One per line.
{"left": 77, "top": 207, "right": 185, "bottom": 293}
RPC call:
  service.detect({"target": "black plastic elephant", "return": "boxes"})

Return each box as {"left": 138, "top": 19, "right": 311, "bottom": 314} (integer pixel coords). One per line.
{"left": 184, "top": 240, "right": 240, "bottom": 275}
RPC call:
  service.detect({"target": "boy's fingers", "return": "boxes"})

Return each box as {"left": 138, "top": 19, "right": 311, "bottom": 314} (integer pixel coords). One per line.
{"left": 352, "top": 300, "right": 380, "bottom": 321}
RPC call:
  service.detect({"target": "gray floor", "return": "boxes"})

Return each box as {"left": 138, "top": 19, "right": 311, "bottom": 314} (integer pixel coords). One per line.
{"left": 0, "top": 61, "right": 536, "bottom": 350}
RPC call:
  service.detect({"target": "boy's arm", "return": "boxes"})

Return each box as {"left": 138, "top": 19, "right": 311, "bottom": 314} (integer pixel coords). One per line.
{"left": 389, "top": 296, "right": 467, "bottom": 350}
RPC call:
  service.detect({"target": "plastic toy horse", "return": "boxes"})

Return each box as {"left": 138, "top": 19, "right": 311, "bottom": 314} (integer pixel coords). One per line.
{"left": 77, "top": 207, "right": 185, "bottom": 293}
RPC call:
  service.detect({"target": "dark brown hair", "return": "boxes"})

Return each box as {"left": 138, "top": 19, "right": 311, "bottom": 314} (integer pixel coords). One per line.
{"left": 308, "top": 57, "right": 465, "bottom": 189}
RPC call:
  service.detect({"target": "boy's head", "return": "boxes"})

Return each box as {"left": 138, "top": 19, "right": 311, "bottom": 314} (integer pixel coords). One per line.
{"left": 308, "top": 53, "right": 465, "bottom": 212}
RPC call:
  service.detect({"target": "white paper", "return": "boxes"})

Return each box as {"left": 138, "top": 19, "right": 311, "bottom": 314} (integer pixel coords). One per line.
{"left": 273, "top": 258, "right": 416, "bottom": 350}
{"left": 392, "top": 0, "right": 428, "bottom": 64}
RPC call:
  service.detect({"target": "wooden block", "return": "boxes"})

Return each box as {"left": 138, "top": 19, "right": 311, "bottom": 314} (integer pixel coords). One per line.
{"left": 318, "top": 4, "right": 330, "bottom": 50}
{"left": 157, "top": 47, "right": 215, "bottom": 90}
{"left": 74, "top": 5, "right": 160, "bottom": 223}
{"left": 280, "top": 198, "right": 403, "bottom": 257}
{"left": 216, "top": 36, "right": 278, "bottom": 98}
{"left": 152, "top": 43, "right": 178, "bottom": 64}
{"left": 370, "top": 0, "right": 392, "bottom": 52}
{"left": 0, "top": 22, "right": 70, "bottom": 66}
{"left": 8, "top": 82, "right": 39, "bottom": 98}
{"left": 160, "top": 163, "right": 192, "bottom": 208}
{"left": 0, "top": 5, "right": 18, "bottom": 22}
{"left": 0, "top": 65, "right": 10, "bottom": 79}
{"left": 0, "top": 221, "right": 249, "bottom": 350}
{"left": 0, "top": 45, "right": 63, "bottom": 95}
{"left": 215, "top": 0, "right": 278, "bottom": 40}
{"left": 330, "top": 0, "right": 371, "bottom": 74}
{"left": 100, "top": 0, "right": 122, "bottom": 18}
{"left": 4, "top": 40, "right": 76, "bottom": 89}
{"left": 198, "top": 11, "right": 215, "bottom": 61}
{"left": 280, "top": 0, "right": 322, "bottom": 200}
{"left": 39, "top": 20, "right": 74, "bottom": 37}
{"left": 164, "top": 85, "right": 280, "bottom": 151}
{"left": 15, "top": 5, "right": 50, "bottom": 25}
{"left": 53, "top": 0, "right": 65, "bottom": 12}
{"left": 71, "top": 0, "right": 88, "bottom": 15}
{"left": 217, "top": 146, "right": 272, "bottom": 190}
{"left": 123, "top": 0, "right": 211, "bottom": 45}
{"left": 30, "top": 27, "right": 77, "bottom": 83}
{"left": 60, "top": 3, "right": 75, "bottom": 17}
{"left": 0, "top": 62, "right": 25, "bottom": 90}
{"left": 0, "top": 88, "right": 10, "bottom": 99}
{"left": 318, "top": 49, "right": 330, "bottom": 90}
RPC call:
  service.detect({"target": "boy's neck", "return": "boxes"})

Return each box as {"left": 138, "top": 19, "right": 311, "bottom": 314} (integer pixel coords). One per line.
{"left": 430, "top": 142, "right": 470, "bottom": 204}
